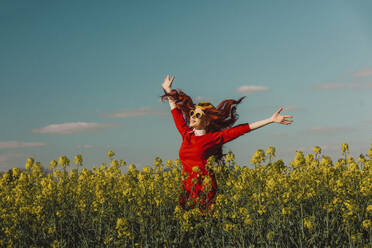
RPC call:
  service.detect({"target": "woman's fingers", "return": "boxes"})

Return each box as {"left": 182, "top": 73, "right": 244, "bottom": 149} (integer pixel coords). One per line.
{"left": 282, "top": 120, "right": 293, "bottom": 124}
{"left": 276, "top": 107, "right": 283, "bottom": 113}
{"left": 163, "top": 75, "right": 171, "bottom": 86}
{"left": 282, "top": 117, "right": 293, "bottom": 121}
{"left": 272, "top": 108, "right": 294, "bottom": 124}
{"left": 162, "top": 74, "right": 175, "bottom": 93}
{"left": 165, "top": 74, "right": 175, "bottom": 83}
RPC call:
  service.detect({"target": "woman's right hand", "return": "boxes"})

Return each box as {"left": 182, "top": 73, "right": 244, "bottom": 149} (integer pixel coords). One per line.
{"left": 162, "top": 74, "right": 175, "bottom": 93}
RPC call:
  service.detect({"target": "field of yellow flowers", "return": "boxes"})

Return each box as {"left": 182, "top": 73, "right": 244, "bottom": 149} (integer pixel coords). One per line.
{"left": 0, "top": 143, "right": 371, "bottom": 247}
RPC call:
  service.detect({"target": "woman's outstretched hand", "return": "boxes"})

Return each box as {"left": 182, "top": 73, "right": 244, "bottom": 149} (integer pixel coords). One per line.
{"left": 271, "top": 107, "right": 293, "bottom": 125}
{"left": 162, "top": 74, "right": 175, "bottom": 94}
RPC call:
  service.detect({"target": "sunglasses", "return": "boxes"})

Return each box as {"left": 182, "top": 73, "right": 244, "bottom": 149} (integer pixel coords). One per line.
{"left": 189, "top": 109, "right": 204, "bottom": 119}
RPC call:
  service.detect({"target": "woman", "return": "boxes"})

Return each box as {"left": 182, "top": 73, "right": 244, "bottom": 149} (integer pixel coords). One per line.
{"left": 160, "top": 74, "right": 293, "bottom": 213}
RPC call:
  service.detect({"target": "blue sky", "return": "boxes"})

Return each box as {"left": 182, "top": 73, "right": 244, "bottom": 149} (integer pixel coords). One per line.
{"left": 1, "top": 0, "right": 372, "bottom": 171}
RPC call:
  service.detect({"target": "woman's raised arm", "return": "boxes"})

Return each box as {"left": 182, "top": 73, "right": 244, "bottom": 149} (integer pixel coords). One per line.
{"left": 218, "top": 123, "right": 251, "bottom": 144}
{"left": 249, "top": 107, "right": 293, "bottom": 130}
{"left": 219, "top": 107, "right": 293, "bottom": 144}
{"left": 162, "top": 74, "right": 176, "bottom": 110}
{"left": 161, "top": 74, "right": 192, "bottom": 138}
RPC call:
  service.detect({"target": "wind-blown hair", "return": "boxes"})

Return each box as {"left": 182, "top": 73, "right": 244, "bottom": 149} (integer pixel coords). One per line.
{"left": 160, "top": 89, "right": 246, "bottom": 164}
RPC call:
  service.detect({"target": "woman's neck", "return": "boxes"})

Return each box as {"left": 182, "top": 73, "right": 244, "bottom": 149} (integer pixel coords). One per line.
{"left": 193, "top": 128, "right": 206, "bottom": 136}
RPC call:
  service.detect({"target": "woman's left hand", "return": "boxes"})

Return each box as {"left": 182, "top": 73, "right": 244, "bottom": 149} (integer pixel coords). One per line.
{"left": 271, "top": 107, "right": 293, "bottom": 125}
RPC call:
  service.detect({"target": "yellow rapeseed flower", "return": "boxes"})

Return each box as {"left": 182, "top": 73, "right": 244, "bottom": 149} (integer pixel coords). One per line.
{"left": 128, "top": 164, "right": 136, "bottom": 171}
{"left": 191, "top": 178, "right": 197, "bottom": 185}
{"left": 312, "top": 146, "right": 321, "bottom": 155}
{"left": 266, "top": 146, "right": 276, "bottom": 157}
{"left": 223, "top": 223, "right": 237, "bottom": 232}
{"left": 282, "top": 207, "right": 292, "bottom": 215}
{"left": 303, "top": 216, "right": 315, "bottom": 231}
{"left": 366, "top": 205, "right": 372, "bottom": 215}
{"left": 58, "top": 155, "right": 70, "bottom": 167}
{"left": 358, "top": 154, "right": 366, "bottom": 164}
{"left": 12, "top": 168, "right": 20, "bottom": 177}
{"left": 26, "top": 157, "right": 35, "bottom": 165}
{"left": 49, "top": 160, "right": 58, "bottom": 169}
{"left": 107, "top": 150, "right": 115, "bottom": 159}
{"left": 110, "top": 159, "right": 119, "bottom": 167}
{"left": 166, "top": 160, "right": 173, "bottom": 168}
{"left": 341, "top": 143, "right": 349, "bottom": 156}
{"left": 25, "top": 157, "right": 34, "bottom": 170}
{"left": 290, "top": 151, "right": 305, "bottom": 168}
{"left": 202, "top": 176, "right": 212, "bottom": 192}
{"left": 266, "top": 231, "right": 275, "bottom": 240}
{"left": 320, "top": 156, "right": 332, "bottom": 167}
{"left": 257, "top": 206, "right": 266, "bottom": 215}
{"left": 74, "top": 154, "right": 83, "bottom": 166}
{"left": 349, "top": 162, "right": 359, "bottom": 171}
{"left": 305, "top": 154, "right": 314, "bottom": 164}
{"left": 143, "top": 166, "right": 153, "bottom": 174}
{"left": 251, "top": 149, "right": 265, "bottom": 165}
{"left": 116, "top": 217, "right": 132, "bottom": 239}
{"left": 347, "top": 157, "right": 355, "bottom": 164}
{"left": 48, "top": 225, "right": 56, "bottom": 234}
{"left": 119, "top": 159, "right": 126, "bottom": 166}
{"left": 362, "top": 219, "right": 371, "bottom": 231}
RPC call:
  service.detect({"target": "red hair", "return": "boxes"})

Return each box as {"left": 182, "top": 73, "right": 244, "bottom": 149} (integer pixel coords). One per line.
{"left": 160, "top": 89, "right": 246, "bottom": 164}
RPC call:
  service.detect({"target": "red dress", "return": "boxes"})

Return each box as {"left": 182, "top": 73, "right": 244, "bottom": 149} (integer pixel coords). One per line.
{"left": 171, "top": 108, "right": 251, "bottom": 212}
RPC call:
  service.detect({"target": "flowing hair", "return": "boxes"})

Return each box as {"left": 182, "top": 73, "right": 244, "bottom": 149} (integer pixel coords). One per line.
{"left": 160, "top": 89, "right": 246, "bottom": 165}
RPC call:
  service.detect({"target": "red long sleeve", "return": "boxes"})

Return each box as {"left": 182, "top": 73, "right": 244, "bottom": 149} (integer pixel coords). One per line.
{"left": 171, "top": 108, "right": 192, "bottom": 138}
{"left": 171, "top": 107, "right": 251, "bottom": 142}
{"left": 218, "top": 123, "right": 251, "bottom": 144}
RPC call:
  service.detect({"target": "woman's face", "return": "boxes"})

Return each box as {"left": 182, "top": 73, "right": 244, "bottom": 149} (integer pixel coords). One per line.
{"left": 189, "top": 108, "right": 209, "bottom": 130}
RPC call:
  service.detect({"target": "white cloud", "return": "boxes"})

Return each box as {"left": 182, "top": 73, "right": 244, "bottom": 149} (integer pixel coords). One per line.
{"left": 272, "top": 132, "right": 288, "bottom": 137}
{"left": 0, "top": 141, "right": 47, "bottom": 149}
{"left": 274, "top": 147, "right": 309, "bottom": 160}
{"left": 104, "top": 106, "right": 167, "bottom": 118}
{"left": 249, "top": 105, "right": 273, "bottom": 112}
{"left": 320, "top": 144, "right": 340, "bottom": 152}
{"left": 352, "top": 68, "right": 372, "bottom": 77}
{"left": 313, "top": 82, "right": 372, "bottom": 90}
{"left": 76, "top": 145, "right": 96, "bottom": 149}
{"left": 192, "top": 96, "right": 214, "bottom": 103}
{"left": 0, "top": 154, "right": 14, "bottom": 163}
{"left": 32, "top": 122, "right": 120, "bottom": 134}
{"left": 283, "top": 106, "right": 300, "bottom": 111}
{"left": 357, "top": 120, "right": 372, "bottom": 127}
{"left": 313, "top": 67, "right": 372, "bottom": 91}
{"left": 236, "top": 85, "right": 269, "bottom": 94}
{"left": 250, "top": 105, "right": 301, "bottom": 113}
{"left": 0, "top": 153, "right": 25, "bottom": 170}
{"left": 308, "top": 126, "right": 355, "bottom": 134}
